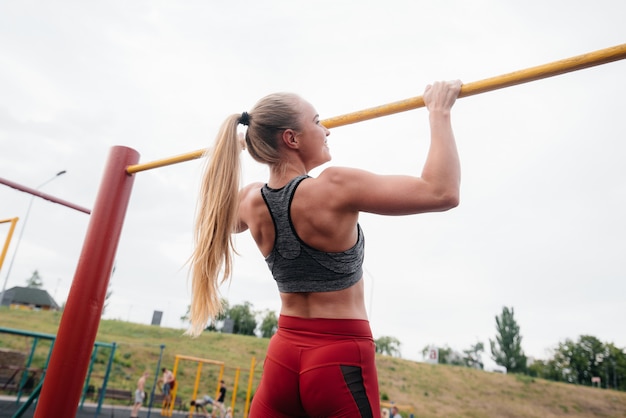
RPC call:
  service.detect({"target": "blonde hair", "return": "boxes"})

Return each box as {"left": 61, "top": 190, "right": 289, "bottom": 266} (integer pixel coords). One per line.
{"left": 188, "top": 92, "right": 303, "bottom": 336}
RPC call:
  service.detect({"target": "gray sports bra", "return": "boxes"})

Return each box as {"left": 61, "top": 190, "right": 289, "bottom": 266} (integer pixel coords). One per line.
{"left": 260, "top": 175, "right": 365, "bottom": 293}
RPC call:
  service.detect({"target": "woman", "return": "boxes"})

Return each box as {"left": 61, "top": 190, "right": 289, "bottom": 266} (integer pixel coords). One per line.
{"left": 189, "top": 80, "right": 462, "bottom": 417}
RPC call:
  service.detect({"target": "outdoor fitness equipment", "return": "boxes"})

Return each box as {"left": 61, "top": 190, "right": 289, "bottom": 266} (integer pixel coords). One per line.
{"left": 161, "top": 354, "right": 257, "bottom": 418}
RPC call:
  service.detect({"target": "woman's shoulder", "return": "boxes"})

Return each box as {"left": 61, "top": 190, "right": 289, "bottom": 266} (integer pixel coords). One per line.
{"left": 314, "top": 166, "right": 376, "bottom": 188}
{"left": 240, "top": 182, "right": 264, "bottom": 196}
{"left": 238, "top": 182, "right": 267, "bottom": 208}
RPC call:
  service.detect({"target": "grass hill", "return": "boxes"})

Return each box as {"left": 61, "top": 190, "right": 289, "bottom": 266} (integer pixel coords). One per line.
{"left": 1, "top": 308, "right": 626, "bottom": 417}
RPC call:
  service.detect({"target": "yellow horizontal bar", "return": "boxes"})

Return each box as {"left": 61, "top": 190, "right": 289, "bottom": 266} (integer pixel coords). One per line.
{"left": 175, "top": 354, "right": 225, "bottom": 365}
{"left": 127, "top": 148, "right": 205, "bottom": 174}
{"left": 126, "top": 43, "right": 626, "bottom": 174}
{"left": 322, "top": 42, "right": 626, "bottom": 128}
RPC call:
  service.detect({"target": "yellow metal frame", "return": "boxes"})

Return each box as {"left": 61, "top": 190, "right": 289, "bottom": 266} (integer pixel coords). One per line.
{"left": 0, "top": 217, "right": 19, "bottom": 274}
{"left": 163, "top": 354, "right": 257, "bottom": 418}
{"left": 243, "top": 356, "right": 256, "bottom": 418}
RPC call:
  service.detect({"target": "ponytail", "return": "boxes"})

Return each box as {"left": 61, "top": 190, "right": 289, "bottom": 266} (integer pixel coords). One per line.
{"left": 188, "top": 114, "right": 241, "bottom": 336}
{"left": 187, "top": 92, "right": 302, "bottom": 336}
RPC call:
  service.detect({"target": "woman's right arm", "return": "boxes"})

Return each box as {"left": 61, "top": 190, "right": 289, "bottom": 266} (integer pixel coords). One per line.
{"left": 320, "top": 80, "right": 462, "bottom": 216}
{"left": 419, "top": 80, "right": 461, "bottom": 207}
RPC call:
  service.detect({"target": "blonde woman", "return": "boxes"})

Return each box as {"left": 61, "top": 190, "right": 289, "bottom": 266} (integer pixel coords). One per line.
{"left": 190, "top": 80, "right": 462, "bottom": 417}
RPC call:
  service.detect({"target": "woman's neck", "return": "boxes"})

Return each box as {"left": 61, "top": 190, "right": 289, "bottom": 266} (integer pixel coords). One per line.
{"left": 268, "top": 163, "right": 308, "bottom": 188}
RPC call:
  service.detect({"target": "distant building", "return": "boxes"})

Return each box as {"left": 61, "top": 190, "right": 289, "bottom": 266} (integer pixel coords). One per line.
{"left": 0, "top": 286, "right": 60, "bottom": 311}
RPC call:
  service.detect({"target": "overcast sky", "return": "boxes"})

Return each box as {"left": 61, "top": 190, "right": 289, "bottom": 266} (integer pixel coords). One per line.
{"left": 1, "top": 1, "right": 625, "bottom": 365}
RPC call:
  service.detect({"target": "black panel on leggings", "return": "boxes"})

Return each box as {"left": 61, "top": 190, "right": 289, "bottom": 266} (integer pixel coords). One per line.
{"left": 340, "top": 365, "right": 373, "bottom": 418}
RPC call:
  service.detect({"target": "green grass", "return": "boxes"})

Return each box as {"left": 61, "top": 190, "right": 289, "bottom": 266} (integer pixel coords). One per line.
{"left": 2, "top": 308, "right": 626, "bottom": 417}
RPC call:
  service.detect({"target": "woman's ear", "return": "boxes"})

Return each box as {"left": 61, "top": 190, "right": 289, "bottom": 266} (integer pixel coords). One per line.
{"left": 281, "top": 129, "right": 299, "bottom": 149}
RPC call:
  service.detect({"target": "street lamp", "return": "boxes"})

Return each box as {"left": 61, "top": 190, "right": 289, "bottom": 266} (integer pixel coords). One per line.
{"left": 0, "top": 170, "right": 67, "bottom": 307}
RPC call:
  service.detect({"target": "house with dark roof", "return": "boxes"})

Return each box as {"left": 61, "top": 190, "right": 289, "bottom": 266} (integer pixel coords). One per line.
{"left": 0, "top": 286, "right": 60, "bottom": 311}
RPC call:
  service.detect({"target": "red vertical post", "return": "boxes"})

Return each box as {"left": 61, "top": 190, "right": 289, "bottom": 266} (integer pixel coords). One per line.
{"left": 34, "top": 146, "right": 140, "bottom": 417}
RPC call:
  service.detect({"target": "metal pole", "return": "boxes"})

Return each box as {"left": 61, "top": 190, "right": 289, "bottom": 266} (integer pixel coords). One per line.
{"left": 147, "top": 344, "right": 165, "bottom": 418}
{"left": 231, "top": 367, "right": 240, "bottom": 413}
{"left": 189, "top": 362, "right": 203, "bottom": 418}
{"left": 16, "top": 336, "right": 39, "bottom": 403}
{"left": 0, "top": 171, "right": 67, "bottom": 306}
{"left": 94, "top": 342, "right": 117, "bottom": 418}
{"left": 0, "top": 218, "right": 18, "bottom": 277}
{"left": 243, "top": 357, "right": 255, "bottom": 418}
{"left": 33, "top": 147, "right": 139, "bottom": 418}
{"left": 321, "top": 42, "right": 626, "bottom": 128}
{"left": 12, "top": 379, "right": 43, "bottom": 418}
{"left": 0, "top": 177, "right": 91, "bottom": 214}
{"left": 80, "top": 345, "right": 99, "bottom": 409}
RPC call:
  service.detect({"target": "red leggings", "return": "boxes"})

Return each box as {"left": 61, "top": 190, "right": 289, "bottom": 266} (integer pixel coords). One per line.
{"left": 249, "top": 315, "right": 380, "bottom": 418}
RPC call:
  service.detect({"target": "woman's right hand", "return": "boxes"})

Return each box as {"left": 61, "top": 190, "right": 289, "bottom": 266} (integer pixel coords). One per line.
{"left": 423, "top": 80, "right": 462, "bottom": 113}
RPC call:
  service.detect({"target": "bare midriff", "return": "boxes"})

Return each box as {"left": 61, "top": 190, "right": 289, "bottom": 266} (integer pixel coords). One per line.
{"left": 278, "top": 278, "right": 368, "bottom": 320}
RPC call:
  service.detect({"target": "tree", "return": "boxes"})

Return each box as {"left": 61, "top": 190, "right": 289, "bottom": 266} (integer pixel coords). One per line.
{"left": 572, "top": 335, "right": 605, "bottom": 385}
{"left": 226, "top": 301, "right": 257, "bottom": 336}
{"left": 463, "top": 341, "right": 485, "bottom": 370}
{"left": 490, "top": 306, "right": 527, "bottom": 373}
{"left": 25, "top": 270, "right": 43, "bottom": 288}
{"left": 102, "top": 265, "right": 114, "bottom": 316}
{"left": 202, "top": 298, "right": 229, "bottom": 331}
{"left": 180, "top": 298, "right": 229, "bottom": 331}
{"left": 551, "top": 335, "right": 605, "bottom": 385}
{"left": 375, "top": 336, "right": 401, "bottom": 357}
{"left": 526, "top": 358, "right": 549, "bottom": 379}
{"left": 100, "top": 280, "right": 113, "bottom": 316}
{"left": 101, "top": 282, "right": 113, "bottom": 316}
{"left": 259, "top": 310, "right": 278, "bottom": 338}
{"left": 528, "top": 336, "right": 626, "bottom": 390}
{"left": 180, "top": 305, "right": 191, "bottom": 324}
{"left": 604, "top": 342, "right": 626, "bottom": 391}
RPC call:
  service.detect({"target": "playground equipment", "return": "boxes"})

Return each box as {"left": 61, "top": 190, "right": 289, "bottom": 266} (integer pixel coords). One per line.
{"left": 0, "top": 178, "right": 91, "bottom": 215}
{"left": 19, "top": 43, "right": 625, "bottom": 418}
{"left": 0, "top": 177, "right": 91, "bottom": 308}
{"left": 0, "top": 218, "right": 19, "bottom": 275}
{"left": 0, "top": 327, "right": 116, "bottom": 418}
{"left": 160, "top": 354, "right": 257, "bottom": 418}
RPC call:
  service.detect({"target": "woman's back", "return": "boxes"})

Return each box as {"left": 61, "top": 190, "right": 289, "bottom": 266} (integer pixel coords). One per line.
{"left": 240, "top": 173, "right": 360, "bottom": 254}
{"left": 238, "top": 172, "right": 368, "bottom": 319}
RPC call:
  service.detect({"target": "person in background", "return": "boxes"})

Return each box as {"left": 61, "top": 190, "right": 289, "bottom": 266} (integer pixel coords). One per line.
{"left": 158, "top": 367, "right": 175, "bottom": 411}
{"left": 130, "top": 371, "right": 149, "bottom": 418}
{"left": 224, "top": 406, "right": 233, "bottom": 418}
{"left": 189, "top": 80, "right": 462, "bottom": 417}
{"left": 190, "top": 395, "right": 214, "bottom": 418}
{"left": 391, "top": 404, "right": 402, "bottom": 418}
{"left": 212, "top": 380, "right": 227, "bottom": 417}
